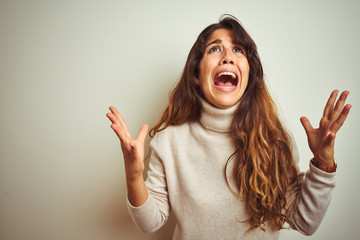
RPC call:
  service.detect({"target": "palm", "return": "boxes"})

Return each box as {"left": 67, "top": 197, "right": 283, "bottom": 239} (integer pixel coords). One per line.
{"left": 304, "top": 127, "right": 334, "bottom": 162}
{"left": 120, "top": 135, "right": 146, "bottom": 177}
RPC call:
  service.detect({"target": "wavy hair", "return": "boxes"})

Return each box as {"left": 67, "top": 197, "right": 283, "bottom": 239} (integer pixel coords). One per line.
{"left": 150, "top": 15, "right": 298, "bottom": 231}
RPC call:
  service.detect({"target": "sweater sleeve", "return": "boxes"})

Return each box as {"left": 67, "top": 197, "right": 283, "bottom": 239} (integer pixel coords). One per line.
{"left": 286, "top": 159, "right": 336, "bottom": 236}
{"left": 127, "top": 133, "right": 171, "bottom": 234}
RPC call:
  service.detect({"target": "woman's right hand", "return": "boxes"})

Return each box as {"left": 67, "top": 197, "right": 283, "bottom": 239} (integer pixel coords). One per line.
{"left": 106, "top": 106, "right": 149, "bottom": 181}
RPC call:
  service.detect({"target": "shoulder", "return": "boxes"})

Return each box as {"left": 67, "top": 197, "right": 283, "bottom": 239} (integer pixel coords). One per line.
{"left": 148, "top": 121, "right": 206, "bottom": 155}
{"left": 150, "top": 122, "right": 193, "bottom": 147}
{"left": 147, "top": 123, "right": 194, "bottom": 167}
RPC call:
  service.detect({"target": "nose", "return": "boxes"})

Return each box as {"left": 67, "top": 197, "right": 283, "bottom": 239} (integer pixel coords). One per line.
{"left": 221, "top": 49, "right": 234, "bottom": 65}
{"left": 222, "top": 58, "right": 234, "bottom": 65}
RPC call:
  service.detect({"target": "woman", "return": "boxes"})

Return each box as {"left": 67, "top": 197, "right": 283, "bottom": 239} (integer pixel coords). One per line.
{"left": 106, "top": 16, "right": 351, "bottom": 239}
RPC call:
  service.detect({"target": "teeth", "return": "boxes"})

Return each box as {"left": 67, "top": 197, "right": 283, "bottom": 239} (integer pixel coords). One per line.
{"left": 216, "top": 71, "right": 236, "bottom": 79}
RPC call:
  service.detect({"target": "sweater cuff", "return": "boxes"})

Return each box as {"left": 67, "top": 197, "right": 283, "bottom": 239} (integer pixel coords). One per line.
{"left": 126, "top": 189, "right": 164, "bottom": 234}
{"left": 127, "top": 188, "right": 151, "bottom": 210}
{"left": 309, "top": 160, "right": 336, "bottom": 178}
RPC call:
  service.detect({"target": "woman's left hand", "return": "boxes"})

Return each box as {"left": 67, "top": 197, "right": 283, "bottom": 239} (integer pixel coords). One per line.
{"left": 300, "top": 90, "right": 351, "bottom": 169}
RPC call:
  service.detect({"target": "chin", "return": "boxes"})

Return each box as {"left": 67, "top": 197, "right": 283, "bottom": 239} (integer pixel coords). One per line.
{"left": 211, "top": 97, "right": 240, "bottom": 109}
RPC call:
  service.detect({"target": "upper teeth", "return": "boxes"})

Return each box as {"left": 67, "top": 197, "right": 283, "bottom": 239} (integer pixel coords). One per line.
{"left": 216, "top": 72, "right": 236, "bottom": 79}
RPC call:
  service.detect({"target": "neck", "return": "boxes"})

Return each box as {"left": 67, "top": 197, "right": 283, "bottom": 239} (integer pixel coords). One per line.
{"left": 199, "top": 98, "right": 239, "bottom": 133}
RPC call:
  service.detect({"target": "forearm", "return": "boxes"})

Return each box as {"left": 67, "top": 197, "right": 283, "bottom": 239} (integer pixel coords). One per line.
{"left": 127, "top": 175, "right": 148, "bottom": 207}
{"left": 287, "top": 163, "right": 336, "bottom": 235}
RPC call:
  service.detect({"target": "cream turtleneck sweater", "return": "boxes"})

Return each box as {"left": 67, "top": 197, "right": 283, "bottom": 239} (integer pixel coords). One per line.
{"left": 127, "top": 99, "right": 336, "bottom": 239}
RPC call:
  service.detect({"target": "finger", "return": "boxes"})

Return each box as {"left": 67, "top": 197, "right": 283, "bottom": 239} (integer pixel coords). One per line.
{"left": 300, "top": 116, "right": 314, "bottom": 134}
{"left": 322, "top": 90, "right": 338, "bottom": 119}
{"left": 110, "top": 123, "right": 125, "bottom": 141}
{"left": 332, "top": 90, "right": 350, "bottom": 118}
{"left": 109, "top": 106, "right": 131, "bottom": 135}
{"left": 136, "top": 124, "right": 149, "bottom": 144}
{"left": 111, "top": 123, "right": 131, "bottom": 149}
{"left": 108, "top": 114, "right": 133, "bottom": 146}
{"left": 108, "top": 107, "right": 122, "bottom": 126}
{"left": 330, "top": 104, "right": 352, "bottom": 133}
{"left": 106, "top": 112, "right": 120, "bottom": 125}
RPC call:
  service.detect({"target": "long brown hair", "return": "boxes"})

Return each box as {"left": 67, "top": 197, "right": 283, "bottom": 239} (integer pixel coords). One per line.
{"left": 150, "top": 15, "right": 298, "bottom": 231}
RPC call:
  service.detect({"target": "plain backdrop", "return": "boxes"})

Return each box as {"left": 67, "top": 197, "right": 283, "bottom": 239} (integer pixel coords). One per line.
{"left": 1, "top": 0, "right": 359, "bottom": 239}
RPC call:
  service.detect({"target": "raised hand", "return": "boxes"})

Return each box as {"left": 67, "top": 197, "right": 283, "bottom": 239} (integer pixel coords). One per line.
{"left": 106, "top": 106, "right": 149, "bottom": 180}
{"left": 300, "top": 90, "right": 351, "bottom": 169}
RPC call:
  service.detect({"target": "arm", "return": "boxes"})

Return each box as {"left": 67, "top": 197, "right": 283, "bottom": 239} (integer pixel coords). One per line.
{"left": 106, "top": 107, "right": 171, "bottom": 233}
{"left": 127, "top": 145, "right": 171, "bottom": 234}
{"left": 287, "top": 90, "right": 351, "bottom": 235}
{"left": 286, "top": 163, "right": 336, "bottom": 235}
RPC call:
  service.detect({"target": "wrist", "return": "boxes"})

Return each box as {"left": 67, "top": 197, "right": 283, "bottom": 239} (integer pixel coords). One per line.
{"left": 311, "top": 158, "right": 337, "bottom": 173}
{"left": 126, "top": 174, "right": 144, "bottom": 184}
{"left": 125, "top": 166, "right": 144, "bottom": 182}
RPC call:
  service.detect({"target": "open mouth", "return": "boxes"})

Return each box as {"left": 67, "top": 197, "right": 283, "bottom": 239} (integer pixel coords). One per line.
{"left": 213, "top": 71, "right": 239, "bottom": 89}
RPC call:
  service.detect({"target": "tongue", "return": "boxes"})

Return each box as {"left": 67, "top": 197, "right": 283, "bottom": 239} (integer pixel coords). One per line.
{"left": 218, "top": 81, "right": 233, "bottom": 87}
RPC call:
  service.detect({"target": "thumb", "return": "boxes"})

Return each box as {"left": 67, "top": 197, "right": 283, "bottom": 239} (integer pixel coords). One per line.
{"left": 300, "top": 116, "right": 314, "bottom": 134}
{"left": 137, "top": 124, "right": 149, "bottom": 143}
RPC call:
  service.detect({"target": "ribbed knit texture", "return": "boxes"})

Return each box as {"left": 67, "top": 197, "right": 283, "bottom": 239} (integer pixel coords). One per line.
{"left": 127, "top": 98, "right": 336, "bottom": 239}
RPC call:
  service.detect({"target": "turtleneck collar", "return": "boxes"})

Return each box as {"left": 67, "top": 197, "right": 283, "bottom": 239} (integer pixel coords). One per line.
{"left": 199, "top": 98, "right": 239, "bottom": 133}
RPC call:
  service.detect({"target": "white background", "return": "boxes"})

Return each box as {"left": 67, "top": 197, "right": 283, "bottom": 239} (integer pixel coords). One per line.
{"left": 1, "top": 0, "right": 359, "bottom": 239}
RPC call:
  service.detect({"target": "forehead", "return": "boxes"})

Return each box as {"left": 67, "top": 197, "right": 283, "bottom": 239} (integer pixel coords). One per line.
{"left": 206, "top": 28, "right": 235, "bottom": 44}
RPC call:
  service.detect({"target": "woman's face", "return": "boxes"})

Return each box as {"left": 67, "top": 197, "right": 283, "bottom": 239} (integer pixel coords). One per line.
{"left": 199, "top": 28, "right": 250, "bottom": 109}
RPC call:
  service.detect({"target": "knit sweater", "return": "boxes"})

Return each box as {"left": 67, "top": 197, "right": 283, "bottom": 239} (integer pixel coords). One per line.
{"left": 127, "top": 99, "right": 336, "bottom": 240}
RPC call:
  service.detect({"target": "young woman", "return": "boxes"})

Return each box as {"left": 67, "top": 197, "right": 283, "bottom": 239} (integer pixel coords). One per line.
{"left": 106, "top": 16, "right": 351, "bottom": 239}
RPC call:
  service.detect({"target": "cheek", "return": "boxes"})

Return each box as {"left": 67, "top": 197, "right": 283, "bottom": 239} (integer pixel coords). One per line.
{"left": 199, "top": 78, "right": 211, "bottom": 95}
{"left": 239, "top": 59, "right": 250, "bottom": 75}
{"left": 199, "top": 65, "right": 212, "bottom": 87}
{"left": 199, "top": 56, "right": 217, "bottom": 78}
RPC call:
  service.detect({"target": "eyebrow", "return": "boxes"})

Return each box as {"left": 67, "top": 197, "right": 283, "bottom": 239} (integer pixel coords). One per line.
{"left": 205, "top": 39, "right": 222, "bottom": 48}
{"left": 205, "top": 39, "right": 242, "bottom": 48}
